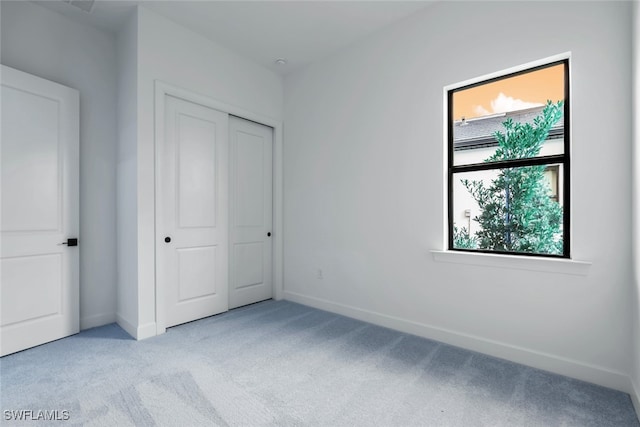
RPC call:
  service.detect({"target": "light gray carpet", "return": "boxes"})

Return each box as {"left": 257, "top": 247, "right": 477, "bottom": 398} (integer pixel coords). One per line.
{"left": 1, "top": 300, "right": 638, "bottom": 426}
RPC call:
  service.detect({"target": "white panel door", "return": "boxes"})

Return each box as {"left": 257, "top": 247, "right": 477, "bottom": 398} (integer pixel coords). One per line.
{"left": 229, "top": 116, "right": 273, "bottom": 309}
{"left": 161, "top": 96, "right": 229, "bottom": 328}
{"left": 1, "top": 65, "right": 79, "bottom": 356}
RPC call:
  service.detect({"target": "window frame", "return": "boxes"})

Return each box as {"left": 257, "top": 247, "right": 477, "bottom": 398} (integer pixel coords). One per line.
{"left": 447, "top": 58, "right": 571, "bottom": 258}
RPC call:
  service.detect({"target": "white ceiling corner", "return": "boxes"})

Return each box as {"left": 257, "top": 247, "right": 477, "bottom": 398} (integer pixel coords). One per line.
{"left": 32, "top": 0, "right": 435, "bottom": 75}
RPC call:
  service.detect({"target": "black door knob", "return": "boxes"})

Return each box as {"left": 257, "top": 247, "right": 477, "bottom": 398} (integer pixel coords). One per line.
{"left": 267, "top": 232, "right": 271, "bottom": 237}
{"left": 165, "top": 237, "right": 171, "bottom": 243}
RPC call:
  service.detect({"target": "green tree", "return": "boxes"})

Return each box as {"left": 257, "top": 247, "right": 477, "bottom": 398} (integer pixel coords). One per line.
{"left": 459, "top": 101, "right": 564, "bottom": 255}
{"left": 453, "top": 226, "right": 478, "bottom": 249}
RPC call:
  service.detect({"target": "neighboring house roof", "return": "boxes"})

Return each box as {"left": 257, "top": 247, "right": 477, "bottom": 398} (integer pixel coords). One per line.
{"left": 453, "top": 105, "right": 564, "bottom": 151}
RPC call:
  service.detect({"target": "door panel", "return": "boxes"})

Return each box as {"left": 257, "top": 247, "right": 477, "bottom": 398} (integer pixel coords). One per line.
{"left": 1, "top": 85, "right": 61, "bottom": 232}
{"left": 177, "top": 246, "right": 218, "bottom": 301}
{"left": 1, "top": 254, "right": 62, "bottom": 326}
{"left": 235, "top": 135, "right": 264, "bottom": 227}
{"left": 229, "top": 117, "right": 273, "bottom": 309}
{"left": 162, "top": 96, "right": 229, "bottom": 328}
{"left": 177, "top": 113, "right": 218, "bottom": 228}
{"left": 233, "top": 242, "right": 264, "bottom": 289}
{"left": 0, "top": 65, "right": 79, "bottom": 356}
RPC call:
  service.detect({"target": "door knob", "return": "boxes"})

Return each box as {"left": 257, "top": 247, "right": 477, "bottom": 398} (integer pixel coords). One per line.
{"left": 165, "top": 237, "right": 171, "bottom": 243}
{"left": 267, "top": 232, "right": 271, "bottom": 237}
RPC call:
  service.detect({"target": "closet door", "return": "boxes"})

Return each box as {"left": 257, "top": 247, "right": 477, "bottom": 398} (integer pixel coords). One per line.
{"left": 160, "top": 95, "right": 229, "bottom": 328}
{"left": 229, "top": 116, "right": 273, "bottom": 309}
{"left": 1, "top": 66, "right": 79, "bottom": 355}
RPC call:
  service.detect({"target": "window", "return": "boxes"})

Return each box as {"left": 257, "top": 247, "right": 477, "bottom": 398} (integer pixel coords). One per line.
{"left": 448, "top": 60, "right": 570, "bottom": 257}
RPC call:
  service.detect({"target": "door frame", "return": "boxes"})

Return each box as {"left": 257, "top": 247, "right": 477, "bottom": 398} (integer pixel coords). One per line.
{"left": 154, "top": 80, "right": 283, "bottom": 335}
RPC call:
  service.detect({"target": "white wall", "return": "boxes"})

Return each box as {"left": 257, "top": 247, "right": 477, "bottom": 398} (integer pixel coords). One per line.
{"left": 115, "top": 9, "right": 139, "bottom": 336}
{"left": 118, "top": 6, "right": 284, "bottom": 337}
{"left": 1, "top": 1, "right": 118, "bottom": 329}
{"left": 631, "top": 0, "right": 640, "bottom": 414}
{"left": 284, "top": 1, "right": 634, "bottom": 393}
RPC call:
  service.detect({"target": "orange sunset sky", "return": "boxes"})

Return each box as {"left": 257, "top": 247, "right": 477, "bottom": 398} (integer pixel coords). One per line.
{"left": 453, "top": 64, "right": 564, "bottom": 121}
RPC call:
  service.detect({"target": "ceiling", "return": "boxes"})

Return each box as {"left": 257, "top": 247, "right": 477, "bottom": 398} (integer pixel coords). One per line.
{"left": 33, "top": 0, "right": 434, "bottom": 74}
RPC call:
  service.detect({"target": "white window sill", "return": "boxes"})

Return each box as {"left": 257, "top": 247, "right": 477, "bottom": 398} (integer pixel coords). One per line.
{"left": 431, "top": 250, "right": 591, "bottom": 276}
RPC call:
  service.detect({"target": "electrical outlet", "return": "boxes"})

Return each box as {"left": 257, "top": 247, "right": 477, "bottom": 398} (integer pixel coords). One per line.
{"left": 317, "top": 269, "right": 323, "bottom": 280}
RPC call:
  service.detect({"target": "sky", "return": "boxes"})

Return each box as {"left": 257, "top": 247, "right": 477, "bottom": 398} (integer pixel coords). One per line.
{"left": 453, "top": 63, "right": 564, "bottom": 120}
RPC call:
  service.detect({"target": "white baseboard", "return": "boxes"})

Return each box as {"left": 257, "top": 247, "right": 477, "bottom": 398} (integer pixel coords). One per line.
{"left": 80, "top": 312, "right": 116, "bottom": 330}
{"left": 631, "top": 379, "right": 640, "bottom": 422}
{"left": 116, "top": 312, "right": 137, "bottom": 339}
{"left": 115, "top": 313, "right": 157, "bottom": 340}
{"left": 136, "top": 322, "right": 157, "bottom": 340}
{"left": 284, "top": 291, "right": 633, "bottom": 395}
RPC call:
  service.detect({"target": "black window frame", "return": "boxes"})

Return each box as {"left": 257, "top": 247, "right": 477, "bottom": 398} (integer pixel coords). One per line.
{"left": 447, "top": 59, "right": 571, "bottom": 258}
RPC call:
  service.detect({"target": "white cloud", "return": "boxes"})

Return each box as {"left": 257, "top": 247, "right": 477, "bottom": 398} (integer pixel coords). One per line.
{"left": 473, "top": 105, "right": 491, "bottom": 116}
{"left": 473, "top": 93, "right": 543, "bottom": 117}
